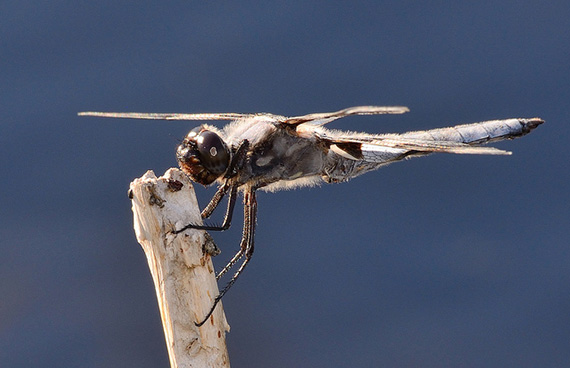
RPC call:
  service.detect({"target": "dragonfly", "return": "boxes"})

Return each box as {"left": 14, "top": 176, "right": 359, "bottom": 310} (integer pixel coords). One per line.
{"left": 79, "top": 106, "right": 543, "bottom": 326}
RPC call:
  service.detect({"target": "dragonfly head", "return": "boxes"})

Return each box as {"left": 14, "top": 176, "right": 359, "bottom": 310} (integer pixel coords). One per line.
{"left": 177, "top": 126, "right": 230, "bottom": 185}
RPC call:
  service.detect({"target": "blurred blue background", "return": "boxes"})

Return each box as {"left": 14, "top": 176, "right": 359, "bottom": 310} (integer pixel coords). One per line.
{"left": 2, "top": 1, "right": 568, "bottom": 367}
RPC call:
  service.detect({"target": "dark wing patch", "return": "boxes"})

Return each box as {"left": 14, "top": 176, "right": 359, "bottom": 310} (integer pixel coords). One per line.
{"left": 329, "top": 142, "right": 364, "bottom": 160}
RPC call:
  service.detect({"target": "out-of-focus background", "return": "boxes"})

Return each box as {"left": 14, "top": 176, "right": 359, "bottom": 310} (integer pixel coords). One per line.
{"left": 2, "top": 2, "right": 568, "bottom": 367}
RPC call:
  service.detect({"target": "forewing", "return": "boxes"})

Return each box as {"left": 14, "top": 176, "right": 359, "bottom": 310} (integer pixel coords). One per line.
{"left": 286, "top": 105, "right": 409, "bottom": 126}
{"left": 78, "top": 111, "right": 255, "bottom": 121}
{"left": 79, "top": 106, "right": 408, "bottom": 124}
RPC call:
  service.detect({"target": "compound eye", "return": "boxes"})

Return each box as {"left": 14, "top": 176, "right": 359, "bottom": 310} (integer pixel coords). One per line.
{"left": 195, "top": 131, "right": 230, "bottom": 176}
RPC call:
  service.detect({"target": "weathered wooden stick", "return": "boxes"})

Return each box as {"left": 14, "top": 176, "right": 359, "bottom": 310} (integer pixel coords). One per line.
{"left": 129, "top": 168, "right": 230, "bottom": 368}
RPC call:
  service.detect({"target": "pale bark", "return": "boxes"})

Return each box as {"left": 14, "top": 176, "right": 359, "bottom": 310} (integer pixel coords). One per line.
{"left": 129, "top": 168, "right": 230, "bottom": 368}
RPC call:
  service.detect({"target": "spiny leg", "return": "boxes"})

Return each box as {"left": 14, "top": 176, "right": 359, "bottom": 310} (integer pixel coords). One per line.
{"left": 173, "top": 182, "right": 238, "bottom": 233}
{"left": 216, "top": 244, "right": 245, "bottom": 280}
{"left": 215, "top": 187, "right": 254, "bottom": 280}
{"left": 196, "top": 187, "right": 257, "bottom": 326}
{"left": 200, "top": 181, "right": 230, "bottom": 219}
{"left": 219, "top": 188, "right": 256, "bottom": 292}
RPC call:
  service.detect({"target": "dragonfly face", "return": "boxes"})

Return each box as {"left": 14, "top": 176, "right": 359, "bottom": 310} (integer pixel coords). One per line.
{"left": 78, "top": 106, "right": 543, "bottom": 326}
{"left": 177, "top": 126, "right": 231, "bottom": 186}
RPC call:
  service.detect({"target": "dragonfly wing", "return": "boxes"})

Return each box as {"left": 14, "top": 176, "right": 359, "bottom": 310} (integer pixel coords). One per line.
{"left": 78, "top": 111, "right": 256, "bottom": 121}
{"left": 320, "top": 117, "right": 547, "bottom": 163}
{"left": 364, "top": 137, "right": 511, "bottom": 157}
{"left": 79, "top": 106, "right": 408, "bottom": 123}
{"left": 286, "top": 105, "right": 409, "bottom": 126}
{"left": 326, "top": 136, "right": 509, "bottom": 164}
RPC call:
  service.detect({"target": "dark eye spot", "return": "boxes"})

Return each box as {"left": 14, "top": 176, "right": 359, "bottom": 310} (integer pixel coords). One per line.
{"left": 196, "top": 131, "right": 230, "bottom": 176}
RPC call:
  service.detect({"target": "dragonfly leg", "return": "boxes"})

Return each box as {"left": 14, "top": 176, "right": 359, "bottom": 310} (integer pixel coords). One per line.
{"left": 196, "top": 187, "right": 257, "bottom": 326}
{"left": 173, "top": 183, "right": 238, "bottom": 233}
{"left": 215, "top": 187, "right": 256, "bottom": 280}
{"left": 200, "top": 181, "right": 230, "bottom": 219}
